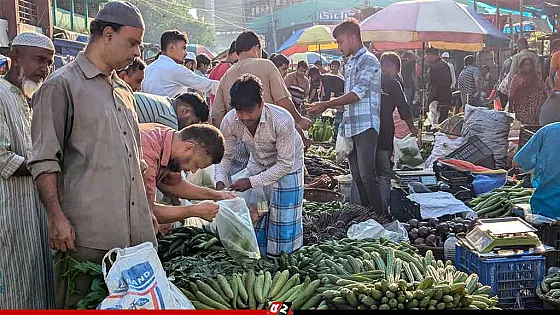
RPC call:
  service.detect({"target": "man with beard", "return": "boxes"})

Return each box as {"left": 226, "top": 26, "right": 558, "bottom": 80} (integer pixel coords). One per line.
{"left": 27, "top": 1, "right": 158, "bottom": 308}
{"left": 0, "top": 32, "right": 55, "bottom": 309}
{"left": 140, "top": 123, "right": 234, "bottom": 225}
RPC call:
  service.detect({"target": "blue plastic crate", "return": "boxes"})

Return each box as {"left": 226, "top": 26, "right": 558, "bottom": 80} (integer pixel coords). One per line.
{"left": 455, "top": 244, "right": 545, "bottom": 309}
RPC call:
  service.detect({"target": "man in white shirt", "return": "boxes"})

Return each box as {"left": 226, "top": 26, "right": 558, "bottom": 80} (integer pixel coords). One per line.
{"left": 142, "top": 30, "right": 218, "bottom": 98}
{"left": 215, "top": 74, "right": 304, "bottom": 257}
{"left": 442, "top": 52, "right": 457, "bottom": 89}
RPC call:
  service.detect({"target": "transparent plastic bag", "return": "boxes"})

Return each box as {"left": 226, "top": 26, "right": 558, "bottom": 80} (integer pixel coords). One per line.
{"left": 394, "top": 134, "right": 424, "bottom": 169}
{"left": 235, "top": 186, "right": 271, "bottom": 224}
{"left": 215, "top": 197, "right": 261, "bottom": 263}
{"left": 335, "top": 124, "right": 353, "bottom": 164}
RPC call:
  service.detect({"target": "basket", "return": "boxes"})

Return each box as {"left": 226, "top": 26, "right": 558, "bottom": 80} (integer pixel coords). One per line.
{"left": 519, "top": 125, "right": 540, "bottom": 148}
{"left": 304, "top": 188, "right": 345, "bottom": 203}
{"left": 445, "top": 135, "right": 496, "bottom": 169}
{"left": 537, "top": 286, "right": 560, "bottom": 309}
{"left": 455, "top": 244, "right": 546, "bottom": 309}
{"left": 536, "top": 224, "right": 560, "bottom": 268}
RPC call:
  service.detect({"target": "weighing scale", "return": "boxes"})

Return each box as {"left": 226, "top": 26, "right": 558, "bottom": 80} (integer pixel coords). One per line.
{"left": 393, "top": 169, "right": 437, "bottom": 187}
{"left": 461, "top": 217, "right": 543, "bottom": 254}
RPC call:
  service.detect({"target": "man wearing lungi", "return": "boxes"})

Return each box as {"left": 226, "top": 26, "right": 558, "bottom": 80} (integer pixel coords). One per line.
{"left": 215, "top": 74, "right": 305, "bottom": 258}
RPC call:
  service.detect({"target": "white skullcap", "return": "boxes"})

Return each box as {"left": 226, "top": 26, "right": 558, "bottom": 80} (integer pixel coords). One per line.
{"left": 12, "top": 32, "right": 55, "bottom": 51}
{"left": 184, "top": 52, "right": 196, "bottom": 61}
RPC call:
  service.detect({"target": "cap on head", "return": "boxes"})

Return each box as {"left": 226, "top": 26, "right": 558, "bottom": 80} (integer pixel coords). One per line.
{"left": 441, "top": 52, "right": 450, "bottom": 58}
{"left": 95, "top": 1, "right": 145, "bottom": 29}
{"left": 184, "top": 52, "right": 196, "bottom": 61}
{"left": 11, "top": 32, "right": 55, "bottom": 51}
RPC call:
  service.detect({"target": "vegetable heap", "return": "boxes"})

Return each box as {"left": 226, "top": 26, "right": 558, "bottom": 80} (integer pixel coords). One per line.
{"left": 307, "top": 145, "right": 337, "bottom": 161}
{"left": 303, "top": 201, "right": 392, "bottom": 245}
{"left": 403, "top": 217, "right": 475, "bottom": 248}
{"left": 58, "top": 253, "right": 108, "bottom": 310}
{"left": 539, "top": 271, "right": 560, "bottom": 301}
{"left": 468, "top": 184, "right": 533, "bottom": 218}
{"left": 181, "top": 237, "right": 499, "bottom": 310}
{"left": 305, "top": 154, "right": 348, "bottom": 178}
{"left": 308, "top": 118, "right": 335, "bottom": 142}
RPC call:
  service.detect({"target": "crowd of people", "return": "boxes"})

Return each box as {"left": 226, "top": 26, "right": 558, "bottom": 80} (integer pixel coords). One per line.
{"left": 4, "top": 0, "right": 560, "bottom": 310}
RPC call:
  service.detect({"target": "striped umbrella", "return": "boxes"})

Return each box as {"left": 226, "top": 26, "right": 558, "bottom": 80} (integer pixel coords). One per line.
{"left": 277, "top": 25, "right": 338, "bottom": 55}
{"left": 187, "top": 44, "right": 217, "bottom": 59}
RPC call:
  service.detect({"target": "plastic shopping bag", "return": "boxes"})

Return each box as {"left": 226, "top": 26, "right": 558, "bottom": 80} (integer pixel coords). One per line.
{"left": 98, "top": 242, "right": 194, "bottom": 310}
{"left": 235, "top": 186, "right": 272, "bottom": 224}
{"left": 215, "top": 197, "right": 261, "bottom": 263}
{"left": 335, "top": 124, "right": 353, "bottom": 164}
{"left": 394, "top": 134, "right": 424, "bottom": 169}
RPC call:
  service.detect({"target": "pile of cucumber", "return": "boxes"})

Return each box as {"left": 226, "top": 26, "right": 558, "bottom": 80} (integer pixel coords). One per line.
{"left": 468, "top": 184, "right": 533, "bottom": 218}
{"left": 539, "top": 272, "right": 560, "bottom": 301}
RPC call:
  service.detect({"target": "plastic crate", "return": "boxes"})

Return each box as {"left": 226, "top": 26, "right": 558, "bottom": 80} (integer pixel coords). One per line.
{"left": 536, "top": 224, "right": 560, "bottom": 268}
{"left": 519, "top": 125, "right": 540, "bottom": 148}
{"left": 455, "top": 244, "right": 546, "bottom": 309}
{"left": 433, "top": 161, "right": 474, "bottom": 187}
{"left": 390, "top": 187, "right": 421, "bottom": 222}
{"left": 445, "top": 135, "right": 496, "bottom": 169}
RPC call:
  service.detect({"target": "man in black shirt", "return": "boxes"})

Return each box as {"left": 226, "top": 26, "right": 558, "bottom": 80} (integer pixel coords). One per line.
{"left": 379, "top": 52, "right": 417, "bottom": 213}
{"left": 308, "top": 68, "right": 345, "bottom": 135}
{"left": 425, "top": 48, "right": 452, "bottom": 124}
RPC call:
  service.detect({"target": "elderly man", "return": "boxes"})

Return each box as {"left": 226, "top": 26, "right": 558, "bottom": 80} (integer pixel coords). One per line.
{"left": 0, "top": 32, "right": 55, "bottom": 309}
{"left": 28, "top": 2, "right": 157, "bottom": 309}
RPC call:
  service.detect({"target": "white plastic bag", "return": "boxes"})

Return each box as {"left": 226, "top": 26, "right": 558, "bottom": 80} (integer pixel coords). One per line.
{"left": 235, "top": 186, "right": 272, "bottom": 222}
{"left": 393, "top": 134, "right": 424, "bottom": 169}
{"left": 98, "top": 242, "right": 194, "bottom": 310}
{"left": 347, "top": 219, "right": 409, "bottom": 243}
{"left": 215, "top": 197, "right": 261, "bottom": 263}
{"left": 424, "top": 132, "right": 464, "bottom": 170}
{"left": 335, "top": 124, "right": 353, "bottom": 163}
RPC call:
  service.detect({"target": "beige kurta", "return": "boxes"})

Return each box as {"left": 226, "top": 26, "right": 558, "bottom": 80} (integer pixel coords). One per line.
{"left": 28, "top": 52, "right": 157, "bottom": 251}
{"left": 0, "top": 78, "right": 55, "bottom": 309}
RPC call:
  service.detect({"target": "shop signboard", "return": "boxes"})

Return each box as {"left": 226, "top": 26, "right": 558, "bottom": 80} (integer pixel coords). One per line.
{"left": 317, "top": 10, "right": 353, "bottom": 23}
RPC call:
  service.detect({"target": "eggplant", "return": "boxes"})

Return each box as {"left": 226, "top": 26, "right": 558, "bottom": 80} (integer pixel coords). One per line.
{"left": 409, "top": 231, "right": 419, "bottom": 240}
{"left": 402, "top": 223, "right": 411, "bottom": 231}
{"left": 408, "top": 219, "right": 420, "bottom": 228}
{"left": 418, "top": 226, "right": 430, "bottom": 238}
{"left": 414, "top": 238, "right": 425, "bottom": 245}
{"left": 418, "top": 222, "right": 429, "bottom": 228}
{"left": 425, "top": 234, "right": 437, "bottom": 246}
{"left": 454, "top": 223, "right": 465, "bottom": 234}
{"left": 428, "top": 218, "right": 440, "bottom": 228}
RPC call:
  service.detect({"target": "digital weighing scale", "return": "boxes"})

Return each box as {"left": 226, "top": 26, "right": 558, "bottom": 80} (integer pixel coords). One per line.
{"left": 393, "top": 169, "right": 437, "bottom": 187}
{"left": 461, "top": 217, "right": 543, "bottom": 254}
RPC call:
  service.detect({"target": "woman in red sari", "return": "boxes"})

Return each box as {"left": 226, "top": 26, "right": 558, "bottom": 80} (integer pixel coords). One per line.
{"left": 509, "top": 56, "right": 549, "bottom": 125}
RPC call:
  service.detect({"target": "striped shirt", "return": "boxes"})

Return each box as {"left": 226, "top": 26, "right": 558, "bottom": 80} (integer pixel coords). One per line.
{"left": 0, "top": 78, "right": 55, "bottom": 309}
{"left": 134, "top": 92, "right": 178, "bottom": 130}
{"left": 341, "top": 47, "right": 381, "bottom": 137}
{"left": 215, "top": 103, "right": 304, "bottom": 188}
{"left": 457, "top": 66, "right": 480, "bottom": 105}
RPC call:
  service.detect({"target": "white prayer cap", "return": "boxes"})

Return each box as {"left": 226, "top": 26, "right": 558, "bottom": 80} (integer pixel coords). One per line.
{"left": 12, "top": 32, "right": 55, "bottom": 51}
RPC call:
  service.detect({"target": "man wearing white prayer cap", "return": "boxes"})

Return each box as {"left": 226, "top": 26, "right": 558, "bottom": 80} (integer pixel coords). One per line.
{"left": 28, "top": 1, "right": 160, "bottom": 308}
{"left": 0, "top": 31, "right": 55, "bottom": 309}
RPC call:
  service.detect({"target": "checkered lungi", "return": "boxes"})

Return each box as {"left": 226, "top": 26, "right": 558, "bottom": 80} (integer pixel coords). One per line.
{"left": 254, "top": 168, "right": 304, "bottom": 258}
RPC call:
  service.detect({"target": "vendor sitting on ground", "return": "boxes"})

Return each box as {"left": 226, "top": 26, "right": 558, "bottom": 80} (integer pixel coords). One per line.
{"left": 215, "top": 74, "right": 305, "bottom": 258}
{"left": 140, "top": 123, "right": 235, "bottom": 228}
{"left": 513, "top": 122, "right": 560, "bottom": 219}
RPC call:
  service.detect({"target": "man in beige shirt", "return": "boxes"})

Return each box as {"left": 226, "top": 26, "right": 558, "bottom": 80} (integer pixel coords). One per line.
{"left": 27, "top": 2, "right": 157, "bottom": 308}
{"left": 211, "top": 31, "right": 312, "bottom": 130}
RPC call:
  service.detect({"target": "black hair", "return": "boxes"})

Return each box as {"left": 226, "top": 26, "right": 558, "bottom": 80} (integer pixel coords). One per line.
{"left": 380, "top": 52, "right": 402, "bottom": 72}
{"left": 229, "top": 74, "right": 263, "bottom": 111}
{"left": 175, "top": 92, "right": 209, "bottom": 122}
{"left": 228, "top": 40, "right": 236, "bottom": 55}
{"left": 308, "top": 67, "right": 320, "bottom": 76}
{"left": 425, "top": 47, "right": 439, "bottom": 56}
{"left": 333, "top": 18, "right": 361, "bottom": 40}
{"left": 235, "top": 30, "right": 262, "bottom": 54}
{"left": 464, "top": 55, "right": 475, "bottom": 66}
{"left": 330, "top": 60, "right": 341, "bottom": 66}
{"left": 297, "top": 60, "right": 309, "bottom": 70}
{"left": 517, "top": 38, "right": 529, "bottom": 48}
{"left": 117, "top": 57, "right": 146, "bottom": 74}
{"left": 89, "top": 19, "right": 124, "bottom": 41}
{"left": 270, "top": 53, "right": 289, "bottom": 68}
{"left": 261, "top": 49, "right": 268, "bottom": 59}
{"left": 161, "top": 30, "right": 188, "bottom": 52}
{"left": 196, "top": 53, "right": 211, "bottom": 67}
{"left": 178, "top": 124, "right": 224, "bottom": 164}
